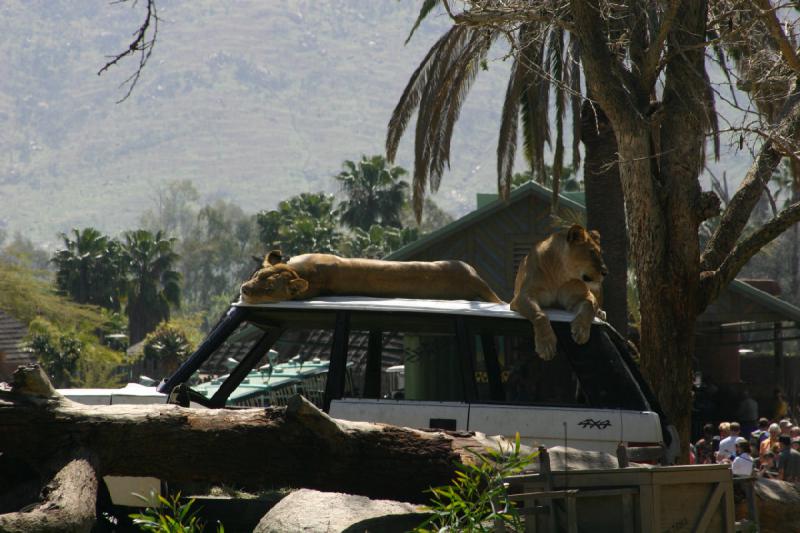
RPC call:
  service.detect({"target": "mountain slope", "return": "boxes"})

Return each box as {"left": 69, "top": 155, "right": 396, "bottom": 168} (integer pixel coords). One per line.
{"left": 0, "top": 0, "right": 514, "bottom": 246}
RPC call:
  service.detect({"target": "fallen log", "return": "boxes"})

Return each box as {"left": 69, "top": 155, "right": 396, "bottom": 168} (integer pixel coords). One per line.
{"left": 0, "top": 365, "right": 509, "bottom": 511}
{"left": 0, "top": 455, "right": 98, "bottom": 533}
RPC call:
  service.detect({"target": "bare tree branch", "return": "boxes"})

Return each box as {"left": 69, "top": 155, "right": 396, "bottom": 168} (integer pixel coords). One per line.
{"left": 452, "top": 2, "right": 575, "bottom": 32}
{"left": 97, "top": 0, "right": 159, "bottom": 103}
{"left": 641, "top": 0, "right": 681, "bottom": 90}
{"left": 700, "top": 199, "right": 800, "bottom": 309}
{"left": 569, "top": 0, "right": 646, "bottom": 126}
{"left": 700, "top": 91, "right": 800, "bottom": 271}
{"left": 753, "top": 0, "right": 800, "bottom": 75}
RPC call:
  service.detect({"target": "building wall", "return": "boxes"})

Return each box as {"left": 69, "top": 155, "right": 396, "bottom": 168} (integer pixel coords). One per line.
{"left": 400, "top": 194, "right": 557, "bottom": 301}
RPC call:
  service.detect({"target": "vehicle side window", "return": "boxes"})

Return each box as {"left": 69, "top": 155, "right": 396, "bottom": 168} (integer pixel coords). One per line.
{"left": 551, "top": 323, "right": 647, "bottom": 411}
{"left": 472, "top": 330, "right": 586, "bottom": 406}
{"left": 345, "top": 314, "right": 465, "bottom": 402}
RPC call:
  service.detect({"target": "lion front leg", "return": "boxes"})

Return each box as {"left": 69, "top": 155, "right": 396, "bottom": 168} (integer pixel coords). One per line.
{"left": 557, "top": 280, "right": 598, "bottom": 345}
{"left": 511, "top": 293, "right": 558, "bottom": 360}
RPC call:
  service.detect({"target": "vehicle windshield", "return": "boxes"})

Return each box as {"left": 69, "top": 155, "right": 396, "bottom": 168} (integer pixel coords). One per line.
{"left": 183, "top": 307, "right": 647, "bottom": 412}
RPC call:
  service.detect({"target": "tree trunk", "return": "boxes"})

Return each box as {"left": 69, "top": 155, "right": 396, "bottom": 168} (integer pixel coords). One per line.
{"left": 0, "top": 365, "right": 513, "bottom": 525}
{"left": 580, "top": 100, "right": 628, "bottom": 335}
{"left": 0, "top": 456, "right": 99, "bottom": 533}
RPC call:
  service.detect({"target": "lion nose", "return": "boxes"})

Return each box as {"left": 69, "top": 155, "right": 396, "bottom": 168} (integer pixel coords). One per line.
{"left": 601, "top": 266, "right": 608, "bottom": 276}
{"left": 241, "top": 285, "right": 251, "bottom": 295}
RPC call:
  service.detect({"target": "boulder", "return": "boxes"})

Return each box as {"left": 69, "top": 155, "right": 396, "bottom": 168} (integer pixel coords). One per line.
{"left": 254, "top": 489, "right": 429, "bottom": 533}
{"left": 753, "top": 478, "right": 800, "bottom": 533}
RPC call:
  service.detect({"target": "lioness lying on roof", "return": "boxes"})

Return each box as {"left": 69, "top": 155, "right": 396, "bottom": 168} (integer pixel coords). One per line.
{"left": 510, "top": 225, "right": 607, "bottom": 360}
{"left": 240, "top": 251, "right": 503, "bottom": 304}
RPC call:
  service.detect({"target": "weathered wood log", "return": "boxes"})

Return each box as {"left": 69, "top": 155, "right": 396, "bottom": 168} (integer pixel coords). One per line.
{"left": 0, "top": 455, "right": 98, "bottom": 533}
{"left": 0, "top": 365, "right": 507, "bottom": 506}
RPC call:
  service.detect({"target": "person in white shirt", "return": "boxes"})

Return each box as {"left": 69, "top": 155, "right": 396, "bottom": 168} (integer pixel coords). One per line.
{"left": 717, "top": 421, "right": 740, "bottom": 462}
{"left": 731, "top": 439, "right": 754, "bottom": 477}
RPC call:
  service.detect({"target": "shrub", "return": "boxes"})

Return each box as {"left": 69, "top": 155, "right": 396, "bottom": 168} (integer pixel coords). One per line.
{"left": 415, "top": 434, "right": 537, "bottom": 532}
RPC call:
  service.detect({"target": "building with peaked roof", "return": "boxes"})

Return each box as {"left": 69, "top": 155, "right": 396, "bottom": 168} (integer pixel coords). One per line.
{"left": 387, "top": 181, "right": 586, "bottom": 301}
{"left": 388, "top": 181, "right": 800, "bottom": 427}
{"left": 0, "top": 309, "right": 32, "bottom": 381}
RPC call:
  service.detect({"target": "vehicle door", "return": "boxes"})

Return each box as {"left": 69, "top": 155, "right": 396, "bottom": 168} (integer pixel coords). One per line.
{"left": 327, "top": 311, "right": 471, "bottom": 431}
{"left": 464, "top": 317, "right": 663, "bottom": 454}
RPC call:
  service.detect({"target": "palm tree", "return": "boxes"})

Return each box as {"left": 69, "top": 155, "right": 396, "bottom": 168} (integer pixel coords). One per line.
{"left": 335, "top": 155, "right": 409, "bottom": 231}
{"left": 122, "top": 229, "right": 181, "bottom": 345}
{"left": 52, "top": 228, "right": 126, "bottom": 311}
{"left": 387, "top": 5, "right": 630, "bottom": 331}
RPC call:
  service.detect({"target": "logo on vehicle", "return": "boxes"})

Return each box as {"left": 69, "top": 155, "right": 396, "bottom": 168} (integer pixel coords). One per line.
{"left": 578, "top": 418, "right": 612, "bottom": 430}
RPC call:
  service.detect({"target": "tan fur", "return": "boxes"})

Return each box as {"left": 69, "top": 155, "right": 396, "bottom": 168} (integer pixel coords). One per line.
{"left": 240, "top": 251, "right": 504, "bottom": 304}
{"left": 510, "top": 225, "right": 607, "bottom": 360}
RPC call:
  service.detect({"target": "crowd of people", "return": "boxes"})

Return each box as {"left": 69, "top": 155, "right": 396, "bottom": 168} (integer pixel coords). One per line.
{"left": 692, "top": 417, "right": 800, "bottom": 480}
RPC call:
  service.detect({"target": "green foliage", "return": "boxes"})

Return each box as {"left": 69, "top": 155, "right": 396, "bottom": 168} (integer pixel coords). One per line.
{"left": 97, "top": 312, "right": 129, "bottom": 352}
{"left": 130, "top": 492, "right": 224, "bottom": 533}
{"left": 123, "top": 229, "right": 182, "bottom": 345}
{"left": 415, "top": 434, "right": 537, "bottom": 532}
{"left": 340, "top": 224, "right": 419, "bottom": 259}
{"left": 179, "top": 199, "right": 260, "bottom": 312}
{"left": 335, "top": 155, "right": 409, "bottom": 231}
{"left": 1, "top": 259, "right": 125, "bottom": 387}
{"left": 143, "top": 322, "right": 194, "bottom": 365}
{"left": 26, "top": 324, "right": 82, "bottom": 388}
{"left": 1, "top": 233, "right": 52, "bottom": 272}
{"left": 139, "top": 180, "right": 201, "bottom": 241}
{"left": 0, "top": 259, "right": 106, "bottom": 329}
{"left": 24, "top": 317, "right": 124, "bottom": 388}
{"left": 511, "top": 165, "right": 578, "bottom": 191}
{"left": 52, "top": 228, "right": 127, "bottom": 311}
{"left": 399, "top": 196, "right": 455, "bottom": 234}
{"left": 256, "top": 192, "right": 341, "bottom": 256}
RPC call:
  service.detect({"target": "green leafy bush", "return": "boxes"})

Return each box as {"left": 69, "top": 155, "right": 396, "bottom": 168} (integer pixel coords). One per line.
{"left": 416, "top": 434, "right": 537, "bottom": 532}
{"left": 143, "top": 323, "right": 194, "bottom": 363}
{"left": 130, "top": 492, "right": 224, "bottom": 533}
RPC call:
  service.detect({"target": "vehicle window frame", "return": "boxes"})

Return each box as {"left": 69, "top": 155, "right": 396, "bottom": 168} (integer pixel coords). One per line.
{"left": 326, "top": 311, "right": 474, "bottom": 407}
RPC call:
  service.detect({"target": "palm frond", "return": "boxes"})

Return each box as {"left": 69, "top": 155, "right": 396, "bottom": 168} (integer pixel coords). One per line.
{"left": 432, "top": 30, "right": 496, "bottom": 192}
{"left": 497, "top": 53, "right": 525, "bottom": 199}
{"left": 405, "top": 0, "right": 441, "bottom": 45}
{"left": 568, "top": 34, "right": 582, "bottom": 172}
{"left": 387, "top": 26, "right": 464, "bottom": 164}
{"left": 549, "top": 28, "right": 566, "bottom": 209}
{"left": 519, "top": 25, "right": 550, "bottom": 185}
{"left": 411, "top": 26, "right": 492, "bottom": 219}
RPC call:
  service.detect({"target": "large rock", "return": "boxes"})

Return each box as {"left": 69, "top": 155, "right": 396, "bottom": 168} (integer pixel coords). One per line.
{"left": 754, "top": 478, "right": 800, "bottom": 533}
{"left": 254, "top": 489, "right": 429, "bottom": 533}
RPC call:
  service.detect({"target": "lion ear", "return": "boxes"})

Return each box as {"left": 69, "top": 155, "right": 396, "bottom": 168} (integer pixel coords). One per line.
{"left": 264, "top": 250, "right": 284, "bottom": 267}
{"left": 288, "top": 278, "right": 309, "bottom": 296}
{"left": 567, "top": 225, "right": 586, "bottom": 243}
{"left": 589, "top": 230, "right": 601, "bottom": 243}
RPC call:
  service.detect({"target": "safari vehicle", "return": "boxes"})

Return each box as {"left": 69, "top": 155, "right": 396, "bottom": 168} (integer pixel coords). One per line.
{"left": 159, "top": 296, "right": 679, "bottom": 463}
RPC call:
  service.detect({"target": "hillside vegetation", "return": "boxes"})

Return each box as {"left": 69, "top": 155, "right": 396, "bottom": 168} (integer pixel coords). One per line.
{"left": 0, "top": 0, "right": 513, "bottom": 246}
{"left": 0, "top": 258, "right": 124, "bottom": 386}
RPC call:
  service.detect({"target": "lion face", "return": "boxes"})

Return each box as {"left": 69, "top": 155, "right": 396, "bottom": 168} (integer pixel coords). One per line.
{"left": 239, "top": 251, "right": 309, "bottom": 304}
{"left": 565, "top": 225, "right": 608, "bottom": 284}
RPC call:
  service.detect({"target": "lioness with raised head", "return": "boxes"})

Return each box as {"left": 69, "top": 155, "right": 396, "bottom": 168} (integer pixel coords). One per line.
{"left": 240, "top": 251, "right": 504, "bottom": 304}
{"left": 510, "top": 225, "right": 607, "bottom": 360}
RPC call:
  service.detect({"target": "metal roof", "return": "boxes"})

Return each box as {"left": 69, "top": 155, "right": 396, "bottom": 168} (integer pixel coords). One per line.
{"left": 0, "top": 309, "right": 32, "bottom": 370}
{"left": 724, "top": 279, "right": 800, "bottom": 323}
{"left": 235, "top": 296, "right": 600, "bottom": 324}
{"left": 387, "top": 180, "right": 585, "bottom": 261}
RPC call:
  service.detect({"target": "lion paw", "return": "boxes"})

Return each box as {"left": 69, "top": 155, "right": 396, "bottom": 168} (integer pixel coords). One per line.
{"left": 571, "top": 318, "right": 591, "bottom": 345}
{"left": 534, "top": 325, "right": 558, "bottom": 360}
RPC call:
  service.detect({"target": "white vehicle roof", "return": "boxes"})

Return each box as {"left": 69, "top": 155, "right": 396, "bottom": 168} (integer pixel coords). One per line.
{"left": 235, "top": 296, "right": 603, "bottom": 324}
